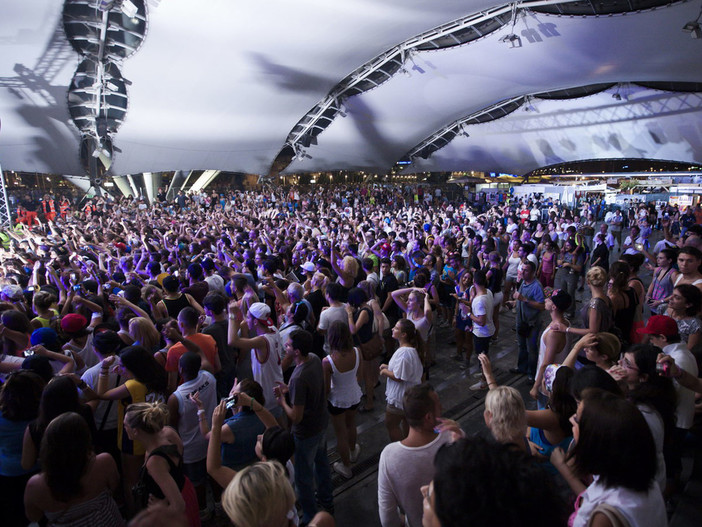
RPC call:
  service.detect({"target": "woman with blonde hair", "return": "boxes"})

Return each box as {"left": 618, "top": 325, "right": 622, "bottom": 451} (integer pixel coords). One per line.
{"left": 484, "top": 386, "right": 529, "bottom": 453}
{"left": 330, "top": 246, "right": 358, "bottom": 301}
{"left": 124, "top": 402, "right": 200, "bottom": 525}
{"left": 222, "top": 460, "right": 334, "bottom": 527}
{"left": 553, "top": 266, "right": 613, "bottom": 338}
{"left": 129, "top": 317, "right": 161, "bottom": 353}
{"left": 305, "top": 272, "right": 328, "bottom": 324}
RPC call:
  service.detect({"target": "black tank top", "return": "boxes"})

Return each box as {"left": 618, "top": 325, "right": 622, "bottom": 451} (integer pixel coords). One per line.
{"left": 485, "top": 266, "right": 504, "bottom": 294}
{"left": 142, "top": 445, "right": 185, "bottom": 499}
{"left": 613, "top": 288, "right": 637, "bottom": 343}
{"left": 163, "top": 294, "right": 191, "bottom": 318}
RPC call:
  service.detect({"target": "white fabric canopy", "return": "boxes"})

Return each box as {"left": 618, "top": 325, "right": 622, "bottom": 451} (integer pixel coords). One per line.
{"left": 1, "top": 0, "right": 702, "bottom": 177}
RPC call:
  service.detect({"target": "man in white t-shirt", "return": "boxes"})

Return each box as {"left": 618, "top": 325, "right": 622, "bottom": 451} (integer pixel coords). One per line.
{"left": 467, "top": 271, "right": 495, "bottom": 390}
{"left": 378, "top": 384, "right": 455, "bottom": 527}
{"left": 638, "top": 315, "right": 698, "bottom": 491}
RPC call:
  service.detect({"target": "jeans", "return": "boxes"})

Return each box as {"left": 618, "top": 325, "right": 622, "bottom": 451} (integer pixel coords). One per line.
{"left": 517, "top": 324, "right": 540, "bottom": 379}
{"left": 294, "top": 430, "right": 334, "bottom": 524}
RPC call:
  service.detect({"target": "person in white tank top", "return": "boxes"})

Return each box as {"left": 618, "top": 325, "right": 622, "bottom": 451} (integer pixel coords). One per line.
{"left": 227, "top": 302, "right": 284, "bottom": 417}
{"left": 532, "top": 290, "right": 572, "bottom": 405}
{"left": 322, "top": 321, "right": 363, "bottom": 478}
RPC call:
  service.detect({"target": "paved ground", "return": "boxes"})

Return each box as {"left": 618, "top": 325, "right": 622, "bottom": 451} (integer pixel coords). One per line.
{"left": 330, "top": 306, "right": 535, "bottom": 527}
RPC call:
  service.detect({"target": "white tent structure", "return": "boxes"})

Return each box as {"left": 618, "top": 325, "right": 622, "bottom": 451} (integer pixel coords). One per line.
{"left": 1, "top": 0, "right": 702, "bottom": 181}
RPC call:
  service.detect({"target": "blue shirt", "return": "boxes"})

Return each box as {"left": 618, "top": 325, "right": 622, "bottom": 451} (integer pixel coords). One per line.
{"left": 0, "top": 410, "right": 33, "bottom": 477}
{"left": 221, "top": 411, "right": 265, "bottom": 471}
{"left": 517, "top": 279, "right": 544, "bottom": 325}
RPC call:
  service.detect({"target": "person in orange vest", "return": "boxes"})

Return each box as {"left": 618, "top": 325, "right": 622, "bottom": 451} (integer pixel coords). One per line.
{"left": 59, "top": 196, "right": 70, "bottom": 220}
{"left": 17, "top": 193, "right": 38, "bottom": 227}
{"left": 83, "top": 199, "right": 97, "bottom": 217}
{"left": 16, "top": 204, "right": 27, "bottom": 226}
{"left": 41, "top": 194, "right": 57, "bottom": 222}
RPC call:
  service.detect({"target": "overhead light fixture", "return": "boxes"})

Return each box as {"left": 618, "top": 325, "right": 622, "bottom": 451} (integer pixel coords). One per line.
{"left": 98, "top": 0, "right": 116, "bottom": 11}
{"left": 121, "top": 0, "right": 138, "bottom": 18}
{"left": 612, "top": 92, "right": 622, "bottom": 100}
{"left": 523, "top": 96, "right": 539, "bottom": 113}
{"left": 500, "top": 33, "right": 522, "bottom": 48}
{"left": 682, "top": 21, "right": 702, "bottom": 38}
{"left": 683, "top": 7, "right": 702, "bottom": 38}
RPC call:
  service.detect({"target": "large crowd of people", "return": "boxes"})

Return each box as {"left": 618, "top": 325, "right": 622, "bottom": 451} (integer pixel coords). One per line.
{"left": 0, "top": 182, "right": 700, "bottom": 527}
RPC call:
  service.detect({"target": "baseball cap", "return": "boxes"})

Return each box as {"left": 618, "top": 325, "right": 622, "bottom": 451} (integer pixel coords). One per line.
{"left": 637, "top": 315, "right": 679, "bottom": 337}
{"left": 249, "top": 302, "right": 272, "bottom": 326}
{"left": 162, "top": 275, "right": 180, "bottom": 292}
{"left": 61, "top": 313, "right": 88, "bottom": 334}
{"left": 2, "top": 284, "right": 23, "bottom": 300}
{"left": 187, "top": 263, "right": 203, "bottom": 279}
{"left": 549, "top": 289, "right": 572, "bottom": 312}
{"left": 300, "top": 262, "right": 316, "bottom": 272}
{"left": 30, "top": 327, "right": 59, "bottom": 348}
{"left": 543, "top": 364, "right": 562, "bottom": 393}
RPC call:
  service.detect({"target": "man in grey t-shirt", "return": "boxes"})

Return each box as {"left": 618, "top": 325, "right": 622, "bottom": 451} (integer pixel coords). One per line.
{"left": 275, "top": 329, "right": 333, "bottom": 524}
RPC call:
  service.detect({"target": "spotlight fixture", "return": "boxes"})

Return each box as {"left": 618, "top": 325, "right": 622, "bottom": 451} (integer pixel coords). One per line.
{"left": 612, "top": 92, "right": 622, "bottom": 100}
{"left": 682, "top": 22, "right": 702, "bottom": 38}
{"left": 523, "top": 96, "right": 538, "bottom": 113}
{"left": 121, "top": 0, "right": 138, "bottom": 18}
{"left": 499, "top": 33, "right": 522, "bottom": 48}
{"left": 683, "top": 7, "right": 702, "bottom": 38}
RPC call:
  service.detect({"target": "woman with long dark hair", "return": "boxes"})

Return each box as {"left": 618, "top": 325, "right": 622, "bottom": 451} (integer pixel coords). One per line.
{"left": 568, "top": 389, "right": 665, "bottom": 527}
{"left": 619, "top": 344, "right": 676, "bottom": 490}
{"left": 608, "top": 261, "right": 637, "bottom": 346}
{"left": 0, "top": 370, "right": 45, "bottom": 526}
{"left": 82, "top": 345, "right": 167, "bottom": 515}
{"left": 24, "top": 412, "right": 122, "bottom": 526}
{"left": 21, "top": 376, "right": 96, "bottom": 471}
{"left": 665, "top": 284, "right": 702, "bottom": 351}
{"left": 646, "top": 248, "right": 676, "bottom": 315}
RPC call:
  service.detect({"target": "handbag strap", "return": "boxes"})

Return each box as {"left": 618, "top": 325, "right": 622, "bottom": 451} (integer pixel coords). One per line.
{"left": 98, "top": 374, "right": 120, "bottom": 432}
